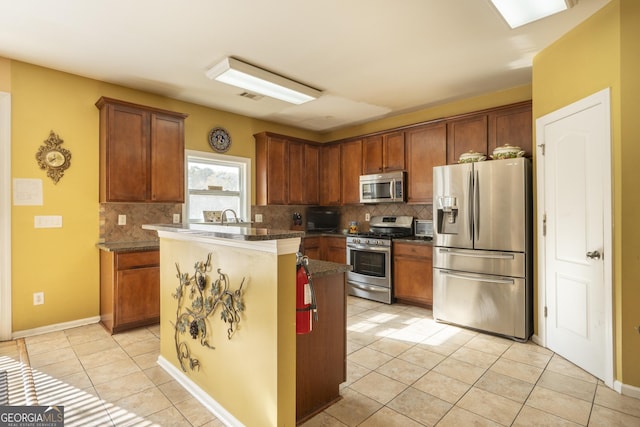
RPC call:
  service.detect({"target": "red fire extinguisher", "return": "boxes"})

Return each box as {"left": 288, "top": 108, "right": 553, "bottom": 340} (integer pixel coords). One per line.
{"left": 296, "top": 253, "right": 317, "bottom": 334}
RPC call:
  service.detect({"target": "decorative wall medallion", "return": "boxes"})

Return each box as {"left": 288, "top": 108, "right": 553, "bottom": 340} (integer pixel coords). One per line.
{"left": 208, "top": 127, "right": 231, "bottom": 153}
{"left": 35, "top": 130, "right": 72, "bottom": 184}
{"left": 173, "top": 252, "right": 246, "bottom": 372}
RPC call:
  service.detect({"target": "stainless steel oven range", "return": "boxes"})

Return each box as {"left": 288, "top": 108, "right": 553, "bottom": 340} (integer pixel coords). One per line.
{"left": 346, "top": 215, "right": 413, "bottom": 304}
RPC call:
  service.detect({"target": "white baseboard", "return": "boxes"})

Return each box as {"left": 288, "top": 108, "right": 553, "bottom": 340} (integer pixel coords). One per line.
{"left": 530, "top": 333, "right": 542, "bottom": 346}
{"left": 157, "top": 355, "right": 243, "bottom": 427}
{"left": 12, "top": 316, "right": 101, "bottom": 339}
{"left": 614, "top": 380, "right": 640, "bottom": 400}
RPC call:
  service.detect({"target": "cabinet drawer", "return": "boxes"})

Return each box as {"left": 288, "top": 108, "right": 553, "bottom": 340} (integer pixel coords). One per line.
{"left": 116, "top": 250, "right": 159, "bottom": 270}
{"left": 393, "top": 243, "right": 432, "bottom": 258}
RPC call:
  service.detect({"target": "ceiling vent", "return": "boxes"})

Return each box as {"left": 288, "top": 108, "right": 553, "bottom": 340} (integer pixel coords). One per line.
{"left": 239, "top": 92, "right": 264, "bottom": 101}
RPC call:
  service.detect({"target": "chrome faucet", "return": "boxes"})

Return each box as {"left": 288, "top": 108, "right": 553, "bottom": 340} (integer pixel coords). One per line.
{"left": 220, "top": 209, "right": 238, "bottom": 225}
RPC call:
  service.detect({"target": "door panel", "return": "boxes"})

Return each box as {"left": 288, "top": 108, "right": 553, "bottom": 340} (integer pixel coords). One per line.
{"left": 538, "top": 89, "right": 611, "bottom": 384}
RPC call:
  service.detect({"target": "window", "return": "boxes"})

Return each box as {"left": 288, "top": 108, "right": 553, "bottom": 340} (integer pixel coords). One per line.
{"left": 185, "top": 150, "right": 251, "bottom": 223}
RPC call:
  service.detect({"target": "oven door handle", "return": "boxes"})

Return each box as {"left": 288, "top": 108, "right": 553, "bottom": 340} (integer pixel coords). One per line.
{"left": 347, "top": 244, "right": 390, "bottom": 252}
{"left": 348, "top": 281, "right": 389, "bottom": 293}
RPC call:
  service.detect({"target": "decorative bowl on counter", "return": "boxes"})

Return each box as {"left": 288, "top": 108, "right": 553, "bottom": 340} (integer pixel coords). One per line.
{"left": 491, "top": 144, "right": 525, "bottom": 160}
{"left": 203, "top": 210, "right": 222, "bottom": 222}
{"left": 458, "top": 151, "right": 487, "bottom": 163}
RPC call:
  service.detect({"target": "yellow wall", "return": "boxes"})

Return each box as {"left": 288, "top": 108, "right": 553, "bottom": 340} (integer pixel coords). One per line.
{"left": 533, "top": 0, "right": 640, "bottom": 387}
{"left": 7, "top": 60, "right": 317, "bottom": 332}
{"left": 158, "top": 236, "right": 296, "bottom": 426}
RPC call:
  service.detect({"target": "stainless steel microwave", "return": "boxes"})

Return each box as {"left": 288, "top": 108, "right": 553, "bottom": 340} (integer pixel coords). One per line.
{"left": 359, "top": 171, "right": 406, "bottom": 203}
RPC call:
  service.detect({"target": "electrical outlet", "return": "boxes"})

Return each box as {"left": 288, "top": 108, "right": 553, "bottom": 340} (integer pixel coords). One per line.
{"left": 365, "top": 213, "right": 370, "bottom": 221}
{"left": 33, "top": 292, "right": 44, "bottom": 305}
{"left": 255, "top": 214, "right": 263, "bottom": 223}
{"left": 118, "top": 215, "right": 126, "bottom": 226}
{"left": 173, "top": 214, "right": 181, "bottom": 224}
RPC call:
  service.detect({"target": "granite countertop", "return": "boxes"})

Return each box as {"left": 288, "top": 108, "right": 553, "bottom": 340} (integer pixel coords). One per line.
{"left": 96, "top": 240, "right": 160, "bottom": 252}
{"left": 392, "top": 236, "right": 434, "bottom": 245}
{"left": 142, "top": 223, "right": 305, "bottom": 241}
{"left": 306, "top": 259, "right": 352, "bottom": 278}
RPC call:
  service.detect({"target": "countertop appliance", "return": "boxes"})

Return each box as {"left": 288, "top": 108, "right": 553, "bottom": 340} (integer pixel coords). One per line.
{"left": 305, "top": 206, "right": 340, "bottom": 232}
{"left": 346, "top": 215, "right": 413, "bottom": 304}
{"left": 414, "top": 219, "right": 433, "bottom": 238}
{"left": 359, "top": 171, "right": 405, "bottom": 204}
{"left": 432, "top": 157, "right": 532, "bottom": 341}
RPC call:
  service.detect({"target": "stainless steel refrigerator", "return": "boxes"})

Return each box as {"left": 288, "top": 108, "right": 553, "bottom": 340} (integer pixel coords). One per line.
{"left": 432, "top": 157, "right": 532, "bottom": 341}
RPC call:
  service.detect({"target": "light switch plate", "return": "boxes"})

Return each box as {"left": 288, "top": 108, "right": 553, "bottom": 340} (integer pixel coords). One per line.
{"left": 173, "top": 214, "right": 181, "bottom": 224}
{"left": 34, "top": 215, "right": 62, "bottom": 228}
{"left": 118, "top": 215, "right": 126, "bottom": 225}
{"left": 255, "top": 214, "right": 263, "bottom": 223}
{"left": 365, "top": 213, "right": 370, "bottom": 222}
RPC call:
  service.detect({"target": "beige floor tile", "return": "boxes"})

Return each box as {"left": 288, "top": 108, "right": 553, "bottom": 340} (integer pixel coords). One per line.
{"left": 387, "top": 386, "right": 451, "bottom": 426}
{"left": 159, "top": 380, "right": 194, "bottom": 404}
{"left": 347, "top": 330, "right": 382, "bottom": 347}
{"left": 501, "top": 345, "right": 553, "bottom": 369}
{"left": 384, "top": 327, "right": 429, "bottom": 344}
{"left": 108, "top": 386, "right": 173, "bottom": 420}
{"left": 25, "top": 330, "right": 68, "bottom": 345}
{"left": 510, "top": 340, "right": 554, "bottom": 356}
{"left": 94, "top": 370, "right": 155, "bottom": 402}
{"left": 436, "top": 406, "right": 502, "bottom": 427}
{"left": 29, "top": 346, "right": 77, "bottom": 368}
{"left": 463, "top": 334, "right": 512, "bottom": 356}
{"left": 545, "top": 354, "right": 599, "bottom": 384}
{"left": 25, "top": 334, "right": 71, "bottom": 355}
{"left": 343, "top": 360, "right": 371, "bottom": 388}
{"left": 350, "top": 371, "right": 408, "bottom": 404}
{"left": 412, "top": 370, "right": 471, "bottom": 404}
{"left": 300, "top": 411, "right": 348, "bottom": 426}
{"left": 200, "top": 419, "right": 226, "bottom": 427}
{"left": 450, "top": 346, "right": 499, "bottom": 369}
{"left": 589, "top": 404, "right": 640, "bottom": 426}
{"left": 122, "top": 337, "right": 160, "bottom": 357}
{"left": 142, "top": 405, "right": 192, "bottom": 426}
{"left": 513, "top": 405, "right": 582, "bottom": 426}
{"left": 174, "top": 396, "right": 221, "bottom": 426}
{"left": 349, "top": 347, "right": 394, "bottom": 370}
{"left": 34, "top": 356, "right": 85, "bottom": 379}
{"left": 375, "top": 358, "right": 428, "bottom": 385}
{"left": 457, "top": 387, "right": 522, "bottom": 425}
{"left": 57, "top": 370, "right": 94, "bottom": 390}
{"left": 132, "top": 349, "right": 160, "bottom": 369}
{"left": 359, "top": 406, "right": 423, "bottom": 427}
{"left": 594, "top": 384, "right": 640, "bottom": 418}
{"left": 432, "top": 357, "right": 486, "bottom": 385}
{"left": 77, "top": 347, "right": 131, "bottom": 369}
{"left": 144, "top": 365, "right": 173, "bottom": 386}
{"left": 324, "top": 388, "right": 384, "bottom": 426}
{"left": 366, "top": 337, "right": 413, "bottom": 357}
{"left": 64, "top": 324, "right": 112, "bottom": 345}
{"left": 85, "top": 358, "right": 141, "bottom": 386}
{"left": 397, "top": 346, "right": 445, "bottom": 370}
{"left": 526, "top": 385, "right": 592, "bottom": 425}
{"left": 112, "top": 327, "right": 158, "bottom": 346}
{"left": 490, "top": 357, "right": 543, "bottom": 384}
{"left": 346, "top": 339, "right": 364, "bottom": 355}
{"left": 474, "top": 370, "right": 535, "bottom": 404}
{"left": 537, "top": 370, "right": 597, "bottom": 402}
{"left": 72, "top": 337, "right": 119, "bottom": 356}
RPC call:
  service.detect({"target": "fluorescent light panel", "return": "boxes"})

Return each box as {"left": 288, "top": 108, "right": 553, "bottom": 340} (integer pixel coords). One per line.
{"left": 491, "top": 0, "right": 577, "bottom": 28}
{"left": 206, "top": 57, "right": 321, "bottom": 105}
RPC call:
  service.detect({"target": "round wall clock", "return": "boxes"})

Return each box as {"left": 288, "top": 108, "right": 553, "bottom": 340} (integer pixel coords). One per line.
{"left": 208, "top": 127, "right": 232, "bottom": 153}
{"left": 35, "top": 130, "right": 72, "bottom": 184}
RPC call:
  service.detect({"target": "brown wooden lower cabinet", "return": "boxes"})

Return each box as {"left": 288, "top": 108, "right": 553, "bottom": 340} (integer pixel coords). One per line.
{"left": 296, "top": 270, "right": 347, "bottom": 424}
{"left": 302, "top": 235, "right": 346, "bottom": 264}
{"left": 100, "top": 249, "right": 160, "bottom": 333}
{"left": 393, "top": 242, "right": 433, "bottom": 308}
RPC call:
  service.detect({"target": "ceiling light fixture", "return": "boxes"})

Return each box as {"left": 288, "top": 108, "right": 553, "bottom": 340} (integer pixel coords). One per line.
{"left": 205, "top": 57, "right": 322, "bottom": 105}
{"left": 490, "top": 0, "right": 577, "bottom": 29}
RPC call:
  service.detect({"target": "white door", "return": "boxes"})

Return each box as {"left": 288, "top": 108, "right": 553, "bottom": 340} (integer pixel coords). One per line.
{"left": 536, "top": 88, "right": 613, "bottom": 387}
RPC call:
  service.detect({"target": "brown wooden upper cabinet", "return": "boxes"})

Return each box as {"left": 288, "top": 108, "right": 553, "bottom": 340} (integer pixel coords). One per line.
{"left": 362, "top": 131, "right": 405, "bottom": 174}
{"left": 406, "top": 122, "right": 446, "bottom": 203}
{"left": 320, "top": 144, "right": 341, "bottom": 206}
{"left": 255, "top": 132, "right": 320, "bottom": 206}
{"left": 96, "top": 97, "right": 187, "bottom": 203}
{"left": 446, "top": 114, "right": 488, "bottom": 165}
{"left": 446, "top": 101, "right": 532, "bottom": 164}
{"left": 341, "top": 140, "right": 363, "bottom": 205}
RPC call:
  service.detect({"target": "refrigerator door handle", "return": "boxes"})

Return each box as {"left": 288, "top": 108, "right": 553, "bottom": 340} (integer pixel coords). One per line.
{"left": 438, "top": 248, "right": 515, "bottom": 260}
{"left": 439, "top": 270, "right": 515, "bottom": 285}
{"left": 468, "top": 170, "right": 474, "bottom": 240}
{"left": 474, "top": 169, "right": 480, "bottom": 241}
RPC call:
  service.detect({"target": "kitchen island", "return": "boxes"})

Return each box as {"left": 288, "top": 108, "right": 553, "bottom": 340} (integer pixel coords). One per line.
{"left": 143, "top": 223, "right": 349, "bottom": 426}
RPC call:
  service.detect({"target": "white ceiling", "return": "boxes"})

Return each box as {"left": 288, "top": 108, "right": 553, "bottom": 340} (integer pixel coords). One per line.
{"left": 0, "top": 0, "right": 610, "bottom": 132}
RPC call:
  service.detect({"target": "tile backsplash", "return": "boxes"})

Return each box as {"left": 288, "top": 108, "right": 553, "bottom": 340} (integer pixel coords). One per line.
{"left": 252, "top": 204, "right": 432, "bottom": 233}
{"left": 100, "top": 203, "right": 182, "bottom": 243}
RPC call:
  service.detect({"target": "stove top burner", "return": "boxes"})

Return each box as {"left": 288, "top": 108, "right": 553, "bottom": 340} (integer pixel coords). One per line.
{"left": 351, "top": 230, "right": 412, "bottom": 239}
